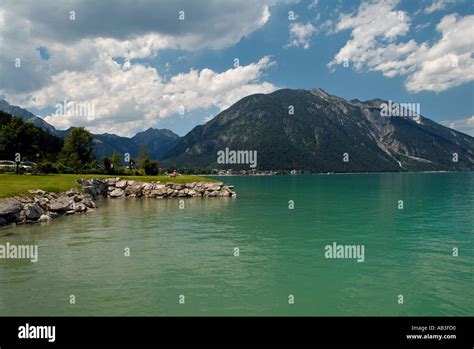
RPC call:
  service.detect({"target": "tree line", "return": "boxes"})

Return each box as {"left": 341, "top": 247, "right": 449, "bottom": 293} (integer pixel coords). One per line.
{"left": 0, "top": 111, "right": 159, "bottom": 175}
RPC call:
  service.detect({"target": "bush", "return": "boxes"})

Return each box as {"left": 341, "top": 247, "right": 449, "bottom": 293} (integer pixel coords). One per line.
{"left": 38, "top": 162, "right": 58, "bottom": 174}
{"left": 24, "top": 165, "right": 38, "bottom": 175}
{"left": 80, "top": 160, "right": 105, "bottom": 174}
{"left": 144, "top": 160, "right": 159, "bottom": 175}
{"left": 56, "top": 164, "right": 75, "bottom": 174}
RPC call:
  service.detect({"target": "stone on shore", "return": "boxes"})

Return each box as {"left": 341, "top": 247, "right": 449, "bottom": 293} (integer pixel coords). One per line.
{"left": 19, "top": 196, "right": 34, "bottom": 204}
{"left": 48, "top": 196, "right": 73, "bottom": 211}
{"left": 109, "top": 188, "right": 125, "bottom": 198}
{"left": 83, "top": 185, "right": 98, "bottom": 197}
{"left": 66, "top": 188, "right": 79, "bottom": 197}
{"left": 125, "top": 183, "right": 142, "bottom": 197}
{"left": 0, "top": 198, "right": 22, "bottom": 216}
{"left": 38, "top": 214, "right": 51, "bottom": 223}
{"left": 73, "top": 203, "right": 87, "bottom": 212}
{"left": 105, "top": 178, "right": 117, "bottom": 186}
{"left": 0, "top": 176, "right": 236, "bottom": 228}
{"left": 28, "top": 189, "right": 46, "bottom": 195}
{"left": 82, "top": 197, "right": 97, "bottom": 208}
{"left": 115, "top": 180, "right": 128, "bottom": 189}
{"left": 24, "top": 203, "right": 44, "bottom": 220}
{"left": 142, "top": 183, "right": 155, "bottom": 191}
{"left": 48, "top": 212, "right": 60, "bottom": 219}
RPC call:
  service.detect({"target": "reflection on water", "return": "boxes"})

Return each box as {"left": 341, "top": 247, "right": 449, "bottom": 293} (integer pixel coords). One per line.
{"left": 0, "top": 173, "right": 472, "bottom": 316}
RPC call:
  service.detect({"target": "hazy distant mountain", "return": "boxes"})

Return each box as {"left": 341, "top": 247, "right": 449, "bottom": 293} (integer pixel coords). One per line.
{"left": 0, "top": 100, "right": 180, "bottom": 161}
{"left": 93, "top": 133, "right": 141, "bottom": 160}
{"left": 163, "top": 88, "right": 474, "bottom": 172}
{"left": 132, "top": 128, "right": 180, "bottom": 160}
{"left": 56, "top": 128, "right": 180, "bottom": 160}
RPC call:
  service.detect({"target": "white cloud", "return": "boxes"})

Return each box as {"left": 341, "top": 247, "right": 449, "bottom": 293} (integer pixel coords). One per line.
{"left": 204, "top": 114, "right": 215, "bottom": 123}
{"left": 259, "top": 5, "right": 272, "bottom": 26}
{"left": 14, "top": 56, "right": 277, "bottom": 137}
{"left": 309, "top": 0, "right": 318, "bottom": 9}
{"left": 0, "top": 0, "right": 276, "bottom": 95}
{"left": 404, "top": 14, "right": 474, "bottom": 92}
{"left": 441, "top": 116, "right": 474, "bottom": 136}
{"left": 287, "top": 22, "right": 316, "bottom": 49}
{"left": 415, "top": 22, "right": 430, "bottom": 31}
{"left": 1, "top": 0, "right": 274, "bottom": 51}
{"left": 329, "top": 0, "right": 410, "bottom": 70}
{"left": 329, "top": 1, "right": 474, "bottom": 93}
{"left": 319, "top": 19, "right": 333, "bottom": 33}
{"left": 0, "top": 1, "right": 281, "bottom": 136}
{"left": 423, "top": 0, "right": 446, "bottom": 14}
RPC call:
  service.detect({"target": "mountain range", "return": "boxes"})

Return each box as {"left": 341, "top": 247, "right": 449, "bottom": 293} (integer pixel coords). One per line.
{"left": 163, "top": 88, "right": 474, "bottom": 172}
{"left": 0, "top": 100, "right": 180, "bottom": 160}
{"left": 1, "top": 88, "right": 473, "bottom": 172}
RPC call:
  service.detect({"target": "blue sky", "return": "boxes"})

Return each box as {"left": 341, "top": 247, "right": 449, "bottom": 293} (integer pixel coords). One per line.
{"left": 0, "top": 0, "right": 473, "bottom": 136}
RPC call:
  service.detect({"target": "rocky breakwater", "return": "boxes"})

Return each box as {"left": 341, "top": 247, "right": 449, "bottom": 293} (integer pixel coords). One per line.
{"left": 0, "top": 178, "right": 236, "bottom": 228}
{"left": 0, "top": 188, "right": 97, "bottom": 227}
{"left": 78, "top": 178, "right": 236, "bottom": 199}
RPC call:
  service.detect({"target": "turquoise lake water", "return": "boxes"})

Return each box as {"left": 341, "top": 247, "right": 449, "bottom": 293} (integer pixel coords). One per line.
{"left": 0, "top": 173, "right": 472, "bottom": 316}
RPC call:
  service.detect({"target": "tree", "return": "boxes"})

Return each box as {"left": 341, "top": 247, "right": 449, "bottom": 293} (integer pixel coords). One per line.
{"left": 137, "top": 147, "right": 150, "bottom": 170}
{"left": 0, "top": 111, "right": 12, "bottom": 125}
{"left": 0, "top": 116, "right": 39, "bottom": 161}
{"left": 103, "top": 157, "right": 113, "bottom": 174}
{"left": 144, "top": 159, "right": 159, "bottom": 175}
{"left": 111, "top": 151, "right": 122, "bottom": 170}
{"left": 0, "top": 112, "right": 62, "bottom": 166}
{"left": 60, "top": 127, "right": 94, "bottom": 172}
{"left": 102, "top": 152, "right": 123, "bottom": 175}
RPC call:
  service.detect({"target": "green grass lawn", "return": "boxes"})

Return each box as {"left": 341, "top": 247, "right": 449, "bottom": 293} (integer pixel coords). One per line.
{"left": 0, "top": 173, "right": 216, "bottom": 198}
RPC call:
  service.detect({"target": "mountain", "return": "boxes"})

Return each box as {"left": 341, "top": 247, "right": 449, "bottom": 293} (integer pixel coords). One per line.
{"left": 163, "top": 88, "right": 474, "bottom": 172}
{"left": 0, "top": 100, "right": 180, "bottom": 161}
{"left": 93, "top": 133, "right": 140, "bottom": 160}
{"left": 132, "top": 128, "right": 180, "bottom": 160}
{"left": 56, "top": 128, "right": 179, "bottom": 160}
{"left": 0, "top": 100, "right": 61, "bottom": 137}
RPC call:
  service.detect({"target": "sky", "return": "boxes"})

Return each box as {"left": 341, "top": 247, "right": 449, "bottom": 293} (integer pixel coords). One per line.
{"left": 0, "top": 0, "right": 473, "bottom": 137}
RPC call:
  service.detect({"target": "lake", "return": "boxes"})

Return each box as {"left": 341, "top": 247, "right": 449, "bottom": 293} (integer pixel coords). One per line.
{"left": 0, "top": 173, "right": 472, "bottom": 316}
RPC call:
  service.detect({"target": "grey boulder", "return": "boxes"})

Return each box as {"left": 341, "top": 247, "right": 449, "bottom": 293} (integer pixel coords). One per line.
{"left": 38, "top": 214, "right": 52, "bottom": 223}
{"left": 0, "top": 198, "right": 22, "bottom": 216}
{"left": 24, "top": 203, "right": 44, "bottom": 220}
{"left": 48, "top": 197, "right": 73, "bottom": 211}
{"left": 109, "top": 188, "right": 125, "bottom": 198}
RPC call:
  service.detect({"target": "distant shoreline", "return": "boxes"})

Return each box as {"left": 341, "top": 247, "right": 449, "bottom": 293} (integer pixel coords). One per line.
{"left": 205, "top": 170, "right": 472, "bottom": 176}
